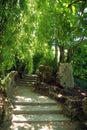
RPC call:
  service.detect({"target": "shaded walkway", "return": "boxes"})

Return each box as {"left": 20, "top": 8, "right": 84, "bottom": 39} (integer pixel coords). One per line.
{"left": 1, "top": 74, "right": 82, "bottom": 130}
{"left": 2, "top": 85, "right": 81, "bottom": 129}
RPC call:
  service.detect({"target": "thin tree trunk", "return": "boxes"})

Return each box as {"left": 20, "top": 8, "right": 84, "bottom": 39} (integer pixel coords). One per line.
{"left": 59, "top": 45, "right": 64, "bottom": 63}
{"left": 66, "top": 48, "right": 72, "bottom": 62}
{"left": 55, "top": 42, "right": 58, "bottom": 66}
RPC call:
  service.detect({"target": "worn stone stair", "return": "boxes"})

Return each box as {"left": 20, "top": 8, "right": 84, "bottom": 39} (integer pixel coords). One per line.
{"left": 6, "top": 85, "right": 80, "bottom": 130}
{"left": 12, "top": 102, "right": 69, "bottom": 123}
{"left": 15, "top": 74, "right": 38, "bottom": 86}
{"left": 1, "top": 75, "right": 81, "bottom": 130}
{"left": 13, "top": 105, "right": 63, "bottom": 115}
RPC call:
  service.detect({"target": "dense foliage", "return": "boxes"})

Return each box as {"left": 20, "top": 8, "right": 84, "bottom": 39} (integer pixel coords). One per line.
{"left": 0, "top": 0, "right": 87, "bottom": 80}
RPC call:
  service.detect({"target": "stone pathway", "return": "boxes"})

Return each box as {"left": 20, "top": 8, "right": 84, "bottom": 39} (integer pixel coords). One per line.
{"left": 1, "top": 85, "right": 81, "bottom": 130}
{"left": 1, "top": 75, "right": 82, "bottom": 130}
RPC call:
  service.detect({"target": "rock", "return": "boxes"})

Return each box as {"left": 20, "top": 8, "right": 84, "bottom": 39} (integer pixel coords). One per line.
{"left": 5, "top": 71, "right": 17, "bottom": 97}
{"left": 63, "top": 97, "right": 82, "bottom": 119}
{"left": 3, "top": 98, "right": 12, "bottom": 121}
{"left": 0, "top": 98, "right": 4, "bottom": 122}
{"left": 82, "top": 97, "right": 87, "bottom": 118}
{"left": 56, "top": 63, "right": 74, "bottom": 90}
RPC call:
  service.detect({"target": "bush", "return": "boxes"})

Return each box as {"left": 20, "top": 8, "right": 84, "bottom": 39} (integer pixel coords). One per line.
{"left": 38, "top": 65, "right": 53, "bottom": 83}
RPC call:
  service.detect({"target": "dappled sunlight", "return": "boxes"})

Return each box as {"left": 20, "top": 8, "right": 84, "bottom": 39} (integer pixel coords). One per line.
{"left": 77, "top": 89, "right": 86, "bottom": 97}
{"left": 8, "top": 78, "right": 82, "bottom": 130}
{"left": 10, "top": 122, "right": 55, "bottom": 130}
{"left": 81, "top": 92, "right": 86, "bottom": 96}
{"left": 15, "top": 96, "right": 33, "bottom": 102}
{"left": 38, "top": 96, "right": 48, "bottom": 99}
{"left": 10, "top": 122, "right": 35, "bottom": 130}
{"left": 10, "top": 121, "right": 76, "bottom": 130}
{"left": 12, "top": 114, "right": 28, "bottom": 121}
{"left": 39, "top": 124, "right": 53, "bottom": 130}
{"left": 15, "top": 96, "right": 25, "bottom": 100}
{"left": 1, "top": 0, "right": 87, "bottom": 129}
{"left": 14, "top": 105, "right": 21, "bottom": 111}
{"left": 57, "top": 94, "right": 63, "bottom": 98}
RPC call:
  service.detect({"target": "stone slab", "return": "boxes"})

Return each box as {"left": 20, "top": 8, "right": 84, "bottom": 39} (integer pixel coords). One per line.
{"left": 12, "top": 86, "right": 58, "bottom": 104}
{"left": 12, "top": 114, "right": 70, "bottom": 122}
{"left": 13, "top": 104, "right": 62, "bottom": 112}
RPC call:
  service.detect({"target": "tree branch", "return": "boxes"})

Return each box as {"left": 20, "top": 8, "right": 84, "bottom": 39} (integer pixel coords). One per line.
{"left": 78, "top": 35, "right": 84, "bottom": 44}
{"left": 67, "top": 0, "right": 83, "bottom": 8}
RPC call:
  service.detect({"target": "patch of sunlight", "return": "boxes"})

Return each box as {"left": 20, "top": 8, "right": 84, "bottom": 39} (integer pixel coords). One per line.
{"left": 57, "top": 94, "right": 63, "bottom": 98}
{"left": 81, "top": 92, "right": 86, "bottom": 96}
{"left": 38, "top": 96, "right": 48, "bottom": 99}
{"left": 14, "top": 105, "right": 21, "bottom": 110}
{"left": 15, "top": 96, "right": 32, "bottom": 102}
{"left": 10, "top": 123, "right": 35, "bottom": 130}
{"left": 12, "top": 114, "right": 27, "bottom": 121}
{"left": 24, "top": 98, "right": 32, "bottom": 102}
{"left": 15, "top": 96, "right": 25, "bottom": 99}
{"left": 39, "top": 124, "right": 53, "bottom": 130}
{"left": 84, "top": 8, "right": 87, "bottom": 13}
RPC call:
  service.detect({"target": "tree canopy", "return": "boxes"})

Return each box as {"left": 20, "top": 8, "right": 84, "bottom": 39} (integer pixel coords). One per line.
{"left": 0, "top": 0, "right": 87, "bottom": 80}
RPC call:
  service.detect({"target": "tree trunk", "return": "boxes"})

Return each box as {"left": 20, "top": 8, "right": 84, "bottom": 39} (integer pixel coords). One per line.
{"left": 54, "top": 42, "right": 59, "bottom": 71}
{"left": 66, "top": 48, "right": 72, "bottom": 62}
{"left": 59, "top": 45, "right": 64, "bottom": 63}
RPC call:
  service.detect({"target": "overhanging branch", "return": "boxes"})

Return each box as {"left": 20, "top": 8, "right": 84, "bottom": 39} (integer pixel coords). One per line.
{"left": 68, "top": 0, "right": 84, "bottom": 8}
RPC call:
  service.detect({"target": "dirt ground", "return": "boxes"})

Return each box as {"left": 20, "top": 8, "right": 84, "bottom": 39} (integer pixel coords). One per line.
{"left": 56, "top": 85, "right": 87, "bottom": 99}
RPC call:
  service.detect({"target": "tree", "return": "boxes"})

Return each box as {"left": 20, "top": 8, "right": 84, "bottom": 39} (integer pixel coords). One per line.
{"left": 0, "top": 0, "right": 35, "bottom": 74}
{"left": 35, "top": 0, "right": 87, "bottom": 78}
{"left": 0, "top": 0, "right": 87, "bottom": 79}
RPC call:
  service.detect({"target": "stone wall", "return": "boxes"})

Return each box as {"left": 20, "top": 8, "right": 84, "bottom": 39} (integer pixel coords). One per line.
{"left": 0, "top": 71, "right": 17, "bottom": 122}
{"left": 5, "top": 71, "right": 17, "bottom": 97}
{"left": 3, "top": 98, "right": 12, "bottom": 122}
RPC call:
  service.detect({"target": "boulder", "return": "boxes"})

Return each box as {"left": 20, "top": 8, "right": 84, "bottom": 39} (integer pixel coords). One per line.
{"left": 56, "top": 63, "right": 74, "bottom": 90}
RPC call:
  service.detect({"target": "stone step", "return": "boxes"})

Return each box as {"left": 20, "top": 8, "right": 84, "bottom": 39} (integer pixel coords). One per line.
{"left": 15, "top": 75, "right": 38, "bottom": 86}
{"left": 15, "top": 77, "right": 37, "bottom": 86}
{"left": 24, "top": 74, "right": 38, "bottom": 78}
{"left": 15, "top": 82, "right": 35, "bottom": 86}
{"left": 12, "top": 97, "right": 58, "bottom": 104}
{"left": 12, "top": 114, "right": 70, "bottom": 123}
{"left": 13, "top": 110, "right": 62, "bottom": 115}
{"left": 15, "top": 81, "right": 36, "bottom": 85}
{"left": 16, "top": 78, "right": 37, "bottom": 82}
{"left": 13, "top": 104, "right": 62, "bottom": 113}
{"left": 12, "top": 102, "right": 57, "bottom": 106}
{"left": 11, "top": 87, "right": 57, "bottom": 103}
{"left": 21, "top": 77, "right": 37, "bottom": 81}
{"left": 16, "top": 75, "right": 38, "bottom": 80}
{"left": 15, "top": 79, "right": 37, "bottom": 83}
{"left": 10, "top": 122, "right": 78, "bottom": 130}
{"left": 13, "top": 105, "right": 62, "bottom": 115}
